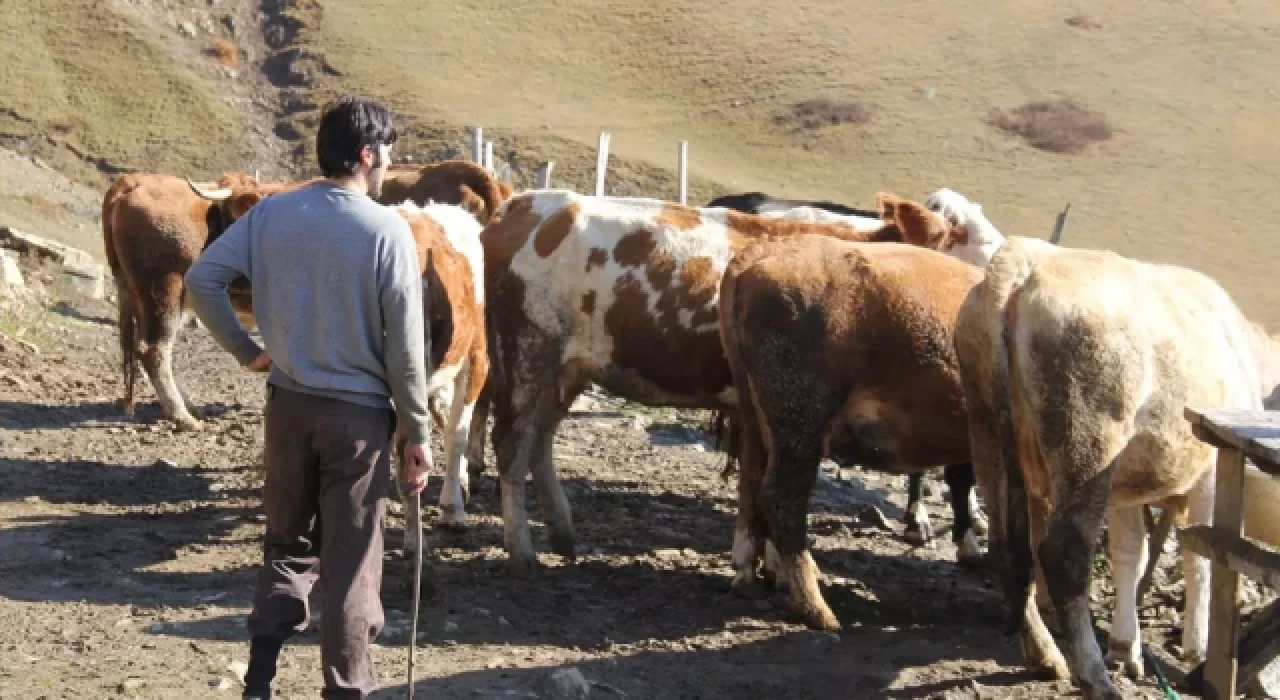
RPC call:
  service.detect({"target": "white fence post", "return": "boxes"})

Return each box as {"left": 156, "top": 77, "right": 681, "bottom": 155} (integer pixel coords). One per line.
{"left": 537, "top": 161, "right": 555, "bottom": 188}
{"left": 471, "top": 127, "right": 484, "bottom": 165}
{"left": 483, "top": 140, "right": 494, "bottom": 172}
{"left": 677, "top": 140, "right": 688, "bottom": 205}
{"left": 594, "top": 131, "right": 611, "bottom": 196}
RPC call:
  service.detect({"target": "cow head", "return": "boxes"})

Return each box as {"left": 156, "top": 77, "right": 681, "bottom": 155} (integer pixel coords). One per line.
{"left": 186, "top": 176, "right": 312, "bottom": 241}
{"left": 876, "top": 190, "right": 1005, "bottom": 268}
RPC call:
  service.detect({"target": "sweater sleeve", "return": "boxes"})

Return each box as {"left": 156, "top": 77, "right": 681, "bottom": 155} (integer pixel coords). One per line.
{"left": 378, "top": 218, "right": 432, "bottom": 446}
{"left": 184, "top": 207, "right": 263, "bottom": 366}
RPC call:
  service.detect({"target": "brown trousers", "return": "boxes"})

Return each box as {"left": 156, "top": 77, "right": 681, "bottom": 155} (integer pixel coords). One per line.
{"left": 248, "top": 384, "right": 395, "bottom": 699}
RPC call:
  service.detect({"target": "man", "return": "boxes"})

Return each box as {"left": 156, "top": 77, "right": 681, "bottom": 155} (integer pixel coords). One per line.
{"left": 185, "top": 94, "right": 433, "bottom": 699}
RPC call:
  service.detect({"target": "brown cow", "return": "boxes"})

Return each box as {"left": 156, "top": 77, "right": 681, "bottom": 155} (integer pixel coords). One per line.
{"left": 102, "top": 172, "right": 307, "bottom": 430}
{"left": 475, "top": 189, "right": 992, "bottom": 573}
{"left": 719, "top": 236, "right": 984, "bottom": 631}
{"left": 953, "top": 235, "right": 1280, "bottom": 699}
{"left": 376, "top": 159, "right": 513, "bottom": 225}
{"left": 385, "top": 200, "right": 489, "bottom": 555}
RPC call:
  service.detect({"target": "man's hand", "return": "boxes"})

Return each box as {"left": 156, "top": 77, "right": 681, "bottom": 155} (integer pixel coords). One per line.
{"left": 245, "top": 351, "right": 271, "bottom": 373}
{"left": 399, "top": 441, "right": 432, "bottom": 495}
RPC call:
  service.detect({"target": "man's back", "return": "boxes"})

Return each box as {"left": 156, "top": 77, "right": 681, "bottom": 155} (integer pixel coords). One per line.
{"left": 243, "top": 181, "right": 418, "bottom": 407}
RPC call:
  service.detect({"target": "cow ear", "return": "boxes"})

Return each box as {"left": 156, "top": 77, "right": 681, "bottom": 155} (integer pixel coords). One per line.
{"left": 888, "top": 199, "right": 947, "bottom": 247}
{"left": 230, "top": 192, "right": 265, "bottom": 220}
{"left": 875, "top": 192, "right": 902, "bottom": 223}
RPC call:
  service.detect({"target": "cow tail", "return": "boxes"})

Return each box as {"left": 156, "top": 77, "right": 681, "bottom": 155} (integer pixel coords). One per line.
{"left": 101, "top": 179, "right": 139, "bottom": 415}
{"left": 997, "top": 279, "right": 1034, "bottom": 635}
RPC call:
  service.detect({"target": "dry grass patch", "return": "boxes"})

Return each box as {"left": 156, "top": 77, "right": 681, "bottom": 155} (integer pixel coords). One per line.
{"left": 209, "top": 39, "right": 239, "bottom": 67}
{"left": 773, "top": 97, "right": 872, "bottom": 131}
{"left": 1065, "top": 14, "right": 1103, "bottom": 30}
{"left": 986, "top": 99, "right": 1112, "bottom": 154}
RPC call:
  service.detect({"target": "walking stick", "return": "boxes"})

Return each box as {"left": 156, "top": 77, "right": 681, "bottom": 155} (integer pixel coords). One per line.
{"left": 408, "top": 484, "right": 423, "bottom": 700}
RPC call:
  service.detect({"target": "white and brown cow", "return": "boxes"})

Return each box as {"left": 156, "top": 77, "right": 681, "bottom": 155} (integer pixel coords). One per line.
{"left": 102, "top": 172, "right": 308, "bottom": 430}
{"left": 388, "top": 200, "right": 488, "bottom": 555}
{"left": 953, "top": 235, "right": 1280, "bottom": 699}
{"left": 476, "top": 189, "right": 995, "bottom": 573}
{"left": 719, "top": 236, "right": 986, "bottom": 631}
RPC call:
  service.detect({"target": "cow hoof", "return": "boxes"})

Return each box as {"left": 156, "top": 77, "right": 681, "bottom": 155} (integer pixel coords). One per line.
{"left": 903, "top": 522, "right": 936, "bottom": 548}
{"left": 173, "top": 416, "right": 203, "bottom": 432}
{"left": 971, "top": 510, "right": 990, "bottom": 536}
{"left": 549, "top": 532, "right": 577, "bottom": 561}
{"left": 1105, "top": 652, "right": 1143, "bottom": 680}
{"left": 505, "top": 553, "right": 539, "bottom": 577}
{"left": 730, "top": 578, "right": 769, "bottom": 601}
{"left": 955, "top": 530, "right": 985, "bottom": 566}
{"left": 792, "top": 601, "right": 841, "bottom": 632}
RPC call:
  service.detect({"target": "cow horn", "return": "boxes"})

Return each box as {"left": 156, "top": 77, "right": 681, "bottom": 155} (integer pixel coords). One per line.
{"left": 186, "top": 177, "right": 234, "bottom": 200}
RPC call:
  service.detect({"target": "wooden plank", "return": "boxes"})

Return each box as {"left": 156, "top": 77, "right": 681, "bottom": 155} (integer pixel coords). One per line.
{"left": 536, "top": 161, "right": 554, "bottom": 188}
{"left": 1204, "top": 446, "right": 1248, "bottom": 700}
{"left": 1181, "top": 526, "right": 1280, "bottom": 590}
{"left": 1185, "top": 407, "right": 1280, "bottom": 473}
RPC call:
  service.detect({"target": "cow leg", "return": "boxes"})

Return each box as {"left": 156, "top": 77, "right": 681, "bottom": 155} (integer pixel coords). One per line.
{"left": 138, "top": 280, "right": 201, "bottom": 431}
{"left": 903, "top": 472, "right": 936, "bottom": 547}
{"left": 465, "top": 383, "right": 491, "bottom": 487}
{"left": 530, "top": 367, "right": 589, "bottom": 561}
{"left": 438, "top": 372, "right": 476, "bottom": 530}
{"left": 1181, "top": 467, "right": 1215, "bottom": 664}
{"left": 766, "top": 434, "right": 837, "bottom": 631}
{"left": 945, "top": 463, "right": 983, "bottom": 564}
{"left": 1104, "top": 503, "right": 1148, "bottom": 678}
{"left": 730, "top": 386, "right": 771, "bottom": 598}
{"left": 1039, "top": 472, "right": 1120, "bottom": 700}
{"left": 968, "top": 475, "right": 989, "bottom": 536}
{"left": 115, "top": 280, "right": 141, "bottom": 416}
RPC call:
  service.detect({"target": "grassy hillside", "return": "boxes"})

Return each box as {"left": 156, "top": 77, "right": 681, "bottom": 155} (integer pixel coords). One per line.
{"left": 0, "top": 0, "right": 239, "bottom": 180}
{"left": 298, "top": 0, "right": 1280, "bottom": 326}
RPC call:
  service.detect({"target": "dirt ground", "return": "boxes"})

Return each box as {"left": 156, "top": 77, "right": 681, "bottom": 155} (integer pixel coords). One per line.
{"left": 0, "top": 260, "right": 1236, "bottom": 699}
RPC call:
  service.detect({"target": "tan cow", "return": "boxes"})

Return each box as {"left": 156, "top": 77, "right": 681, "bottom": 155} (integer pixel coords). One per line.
{"left": 953, "top": 235, "right": 1280, "bottom": 699}
{"left": 475, "top": 189, "right": 996, "bottom": 573}
{"left": 718, "top": 236, "right": 985, "bottom": 631}
{"left": 376, "top": 159, "right": 513, "bottom": 225}
{"left": 386, "top": 200, "right": 488, "bottom": 554}
{"left": 102, "top": 172, "right": 307, "bottom": 430}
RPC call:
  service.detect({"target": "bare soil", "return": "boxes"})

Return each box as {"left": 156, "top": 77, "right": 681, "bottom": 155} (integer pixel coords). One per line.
{"left": 0, "top": 260, "right": 1212, "bottom": 699}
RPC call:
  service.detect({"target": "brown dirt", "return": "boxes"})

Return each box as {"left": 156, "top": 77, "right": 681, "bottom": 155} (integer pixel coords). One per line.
{"left": 0, "top": 258, "right": 1215, "bottom": 699}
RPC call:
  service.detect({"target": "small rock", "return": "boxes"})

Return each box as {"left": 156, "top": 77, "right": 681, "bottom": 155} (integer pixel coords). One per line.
{"left": 18, "top": 340, "right": 38, "bottom": 354}
{"left": 62, "top": 260, "right": 105, "bottom": 299}
{"left": 0, "top": 252, "right": 24, "bottom": 290}
{"left": 653, "top": 548, "right": 683, "bottom": 561}
{"left": 540, "top": 667, "right": 590, "bottom": 700}
{"left": 153, "top": 458, "right": 179, "bottom": 469}
{"left": 226, "top": 661, "right": 248, "bottom": 682}
{"left": 179, "top": 20, "right": 198, "bottom": 37}
{"left": 210, "top": 677, "right": 234, "bottom": 691}
{"left": 119, "top": 678, "right": 144, "bottom": 694}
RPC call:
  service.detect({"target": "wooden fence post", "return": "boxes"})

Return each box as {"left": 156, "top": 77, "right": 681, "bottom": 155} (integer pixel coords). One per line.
{"left": 483, "top": 140, "right": 494, "bottom": 172}
{"left": 594, "top": 131, "right": 611, "bottom": 196}
{"left": 677, "top": 140, "right": 688, "bottom": 205}
{"left": 1050, "top": 203, "right": 1071, "bottom": 244}
{"left": 537, "top": 162, "right": 555, "bottom": 188}
{"left": 471, "top": 127, "right": 484, "bottom": 165}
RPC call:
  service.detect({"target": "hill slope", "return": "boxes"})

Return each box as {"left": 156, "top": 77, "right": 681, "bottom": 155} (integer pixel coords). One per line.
{"left": 296, "top": 0, "right": 1280, "bottom": 325}
{"left": 2, "top": 0, "right": 1279, "bottom": 328}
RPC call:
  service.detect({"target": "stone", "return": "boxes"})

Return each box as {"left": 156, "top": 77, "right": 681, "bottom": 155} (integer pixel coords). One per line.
{"left": 179, "top": 20, "right": 198, "bottom": 37}
{"left": 1, "top": 252, "right": 23, "bottom": 290}
{"left": 540, "top": 667, "right": 590, "bottom": 700}
{"left": 63, "top": 260, "right": 105, "bottom": 299}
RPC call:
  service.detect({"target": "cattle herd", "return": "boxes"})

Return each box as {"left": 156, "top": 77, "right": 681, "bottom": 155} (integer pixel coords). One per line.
{"left": 96, "top": 159, "right": 1280, "bottom": 700}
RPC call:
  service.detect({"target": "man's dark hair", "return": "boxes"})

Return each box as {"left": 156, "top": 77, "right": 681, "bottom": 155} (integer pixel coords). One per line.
{"left": 315, "top": 94, "right": 398, "bottom": 177}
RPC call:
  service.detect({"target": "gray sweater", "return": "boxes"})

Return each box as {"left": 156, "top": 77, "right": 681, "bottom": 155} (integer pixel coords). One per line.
{"left": 184, "top": 180, "right": 432, "bottom": 445}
